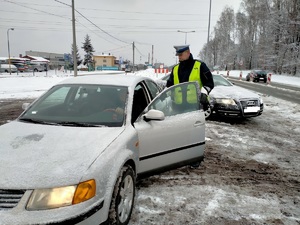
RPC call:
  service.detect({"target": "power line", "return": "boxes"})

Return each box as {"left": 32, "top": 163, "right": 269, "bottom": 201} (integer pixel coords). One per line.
{"left": 54, "top": 0, "right": 130, "bottom": 45}
{"left": 3, "top": 0, "right": 70, "bottom": 20}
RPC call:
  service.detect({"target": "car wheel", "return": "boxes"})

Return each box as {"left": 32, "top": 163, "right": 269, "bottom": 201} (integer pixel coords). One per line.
{"left": 108, "top": 165, "right": 135, "bottom": 225}
{"left": 264, "top": 78, "right": 267, "bottom": 83}
{"left": 204, "top": 105, "right": 212, "bottom": 119}
{"left": 34, "top": 69, "right": 38, "bottom": 72}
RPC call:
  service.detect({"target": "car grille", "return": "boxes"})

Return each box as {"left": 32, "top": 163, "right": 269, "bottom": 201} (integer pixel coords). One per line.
{"left": 240, "top": 99, "right": 259, "bottom": 108}
{"left": 0, "top": 189, "right": 25, "bottom": 210}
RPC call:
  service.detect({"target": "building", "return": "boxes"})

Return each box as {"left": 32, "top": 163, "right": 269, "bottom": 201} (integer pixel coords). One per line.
{"left": 93, "top": 54, "right": 118, "bottom": 71}
{"left": 25, "top": 51, "right": 65, "bottom": 69}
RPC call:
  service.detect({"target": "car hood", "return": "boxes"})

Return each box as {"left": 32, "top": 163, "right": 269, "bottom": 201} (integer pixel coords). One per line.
{"left": 0, "top": 121, "right": 124, "bottom": 189}
{"left": 210, "top": 85, "right": 260, "bottom": 100}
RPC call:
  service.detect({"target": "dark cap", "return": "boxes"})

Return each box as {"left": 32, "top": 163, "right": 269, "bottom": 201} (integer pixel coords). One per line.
{"left": 174, "top": 45, "right": 190, "bottom": 55}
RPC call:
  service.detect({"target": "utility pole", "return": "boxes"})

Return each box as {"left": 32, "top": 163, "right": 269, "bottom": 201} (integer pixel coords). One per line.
{"left": 207, "top": 0, "right": 212, "bottom": 44}
{"left": 7, "top": 28, "right": 14, "bottom": 75}
{"left": 151, "top": 45, "right": 154, "bottom": 67}
{"left": 132, "top": 42, "right": 135, "bottom": 72}
{"left": 72, "top": 0, "right": 77, "bottom": 77}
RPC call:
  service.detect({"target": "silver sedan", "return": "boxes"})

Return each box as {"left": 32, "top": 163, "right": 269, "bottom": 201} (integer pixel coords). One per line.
{"left": 0, "top": 74, "right": 205, "bottom": 225}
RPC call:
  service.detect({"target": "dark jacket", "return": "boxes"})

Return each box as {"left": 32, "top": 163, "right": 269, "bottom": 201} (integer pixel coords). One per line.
{"left": 166, "top": 53, "right": 214, "bottom": 94}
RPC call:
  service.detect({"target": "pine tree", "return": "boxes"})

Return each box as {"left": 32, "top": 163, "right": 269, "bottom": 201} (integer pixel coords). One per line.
{"left": 70, "top": 44, "right": 82, "bottom": 69}
{"left": 82, "top": 34, "right": 95, "bottom": 71}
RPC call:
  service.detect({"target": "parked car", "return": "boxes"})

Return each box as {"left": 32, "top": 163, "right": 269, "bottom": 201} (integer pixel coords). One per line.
{"left": 13, "top": 63, "right": 28, "bottom": 72}
{"left": 28, "top": 62, "right": 48, "bottom": 72}
{"left": 246, "top": 70, "right": 267, "bottom": 83}
{"left": 207, "top": 74, "right": 264, "bottom": 118}
{"left": 0, "top": 74, "right": 205, "bottom": 225}
{"left": 0, "top": 64, "right": 18, "bottom": 73}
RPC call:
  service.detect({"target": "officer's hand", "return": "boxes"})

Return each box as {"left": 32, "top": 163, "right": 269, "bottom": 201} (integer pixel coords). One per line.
{"left": 200, "top": 93, "right": 209, "bottom": 110}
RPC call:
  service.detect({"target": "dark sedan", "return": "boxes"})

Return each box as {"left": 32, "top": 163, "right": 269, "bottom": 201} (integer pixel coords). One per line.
{"left": 246, "top": 70, "right": 267, "bottom": 83}
{"left": 208, "top": 74, "right": 264, "bottom": 118}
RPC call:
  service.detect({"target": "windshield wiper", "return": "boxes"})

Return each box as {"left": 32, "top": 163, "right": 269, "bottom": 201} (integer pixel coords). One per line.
{"left": 18, "top": 118, "right": 58, "bottom": 125}
{"left": 56, "top": 121, "right": 105, "bottom": 127}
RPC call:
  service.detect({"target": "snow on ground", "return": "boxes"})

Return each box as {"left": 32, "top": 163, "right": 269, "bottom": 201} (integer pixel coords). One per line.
{"left": 0, "top": 69, "right": 299, "bottom": 100}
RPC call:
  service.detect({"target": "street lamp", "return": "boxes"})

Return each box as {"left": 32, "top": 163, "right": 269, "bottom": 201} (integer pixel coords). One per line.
{"left": 7, "top": 28, "right": 14, "bottom": 75}
{"left": 177, "top": 30, "right": 195, "bottom": 44}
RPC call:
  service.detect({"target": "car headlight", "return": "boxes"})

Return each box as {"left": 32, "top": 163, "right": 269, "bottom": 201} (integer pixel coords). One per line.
{"left": 215, "top": 98, "right": 237, "bottom": 105}
{"left": 26, "top": 179, "right": 96, "bottom": 210}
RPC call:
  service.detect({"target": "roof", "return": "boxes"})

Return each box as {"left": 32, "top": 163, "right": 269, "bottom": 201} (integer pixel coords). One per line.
{"left": 58, "top": 74, "right": 154, "bottom": 89}
{"left": 23, "top": 55, "right": 50, "bottom": 62}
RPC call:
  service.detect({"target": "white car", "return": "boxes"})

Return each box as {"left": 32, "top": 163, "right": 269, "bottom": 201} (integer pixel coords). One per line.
{"left": 0, "top": 74, "right": 205, "bottom": 225}
{"left": 0, "top": 64, "right": 18, "bottom": 73}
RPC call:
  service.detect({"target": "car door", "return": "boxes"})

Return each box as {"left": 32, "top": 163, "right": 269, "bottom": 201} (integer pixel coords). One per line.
{"left": 134, "top": 82, "right": 206, "bottom": 174}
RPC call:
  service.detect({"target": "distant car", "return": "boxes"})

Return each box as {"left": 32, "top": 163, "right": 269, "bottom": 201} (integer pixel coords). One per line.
{"left": 28, "top": 62, "right": 48, "bottom": 72}
{"left": 0, "top": 74, "right": 205, "bottom": 224}
{"left": 246, "top": 70, "right": 267, "bottom": 83}
{"left": 0, "top": 64, "right": 18, "bottom": 73}
{"left": 13, "top": 63, "right": 28, "bottom": 72}
{"left": 207, "top": 74, "right": 264, "bottom": 118}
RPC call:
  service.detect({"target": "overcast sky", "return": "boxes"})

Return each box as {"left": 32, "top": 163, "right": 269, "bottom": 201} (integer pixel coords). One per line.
{"left": 0, "top": 0, "right": 242, "bottom": 66}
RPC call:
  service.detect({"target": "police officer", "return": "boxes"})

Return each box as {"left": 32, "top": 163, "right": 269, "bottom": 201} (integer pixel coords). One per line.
{"left": 167, "top": 44, "right": 214, "bottom": 110}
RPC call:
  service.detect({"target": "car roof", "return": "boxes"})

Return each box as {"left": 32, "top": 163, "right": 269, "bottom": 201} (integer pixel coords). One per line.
{"left": 57, "top": 74, "right": 154, "bottom": 89}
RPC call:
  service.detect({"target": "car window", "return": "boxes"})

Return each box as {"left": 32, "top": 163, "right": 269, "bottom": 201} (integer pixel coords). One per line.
{"left": 147, "top": 82, "right": 200, "bottom": 117}
{"left": 19, "top": 84, "right": 127, "bottom": 127}
{"left": 144, "top": 80, "right": 161, "bottom": 99}
{"left": 37, "top": 86, "right": 71, "bottom": 110}
{"left": 132, "top": 83, "right": 149, "bottom": 123}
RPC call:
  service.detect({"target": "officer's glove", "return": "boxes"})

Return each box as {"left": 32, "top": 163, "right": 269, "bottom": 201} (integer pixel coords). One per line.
{"left": 200, "top": 93, "right": 209, "bottom": 111}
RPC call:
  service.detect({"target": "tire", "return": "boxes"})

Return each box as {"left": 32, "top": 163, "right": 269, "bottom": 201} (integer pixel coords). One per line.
{"left": 204, "top": 105, "right": 212, "bottom": 119}
{"left": 264, "top": 78, "right": 267, "bottom": 83}
{"left": 108, "top": 165, "right": 135, "bottom": 225}
{"left": 34, "top": 68, "right": 38, "bottom": 72}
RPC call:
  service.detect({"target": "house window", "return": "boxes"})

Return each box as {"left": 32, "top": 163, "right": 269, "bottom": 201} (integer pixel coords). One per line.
{"left": 103, "top": 59, "right": 107, "bottom": 63}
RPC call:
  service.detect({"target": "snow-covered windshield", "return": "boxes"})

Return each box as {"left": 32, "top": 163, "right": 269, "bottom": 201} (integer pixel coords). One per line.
{"left": 19, "top": 84, "right": 128, "bottom": 127}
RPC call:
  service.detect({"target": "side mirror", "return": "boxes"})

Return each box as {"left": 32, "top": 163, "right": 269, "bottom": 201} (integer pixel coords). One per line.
{"left": 143, "top": 109, "right": 165, "bottom": 121}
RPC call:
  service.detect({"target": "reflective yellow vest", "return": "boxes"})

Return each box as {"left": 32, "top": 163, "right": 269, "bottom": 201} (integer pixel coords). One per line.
{"left": 173, "top": 61, "right": 202, "bottom": 104}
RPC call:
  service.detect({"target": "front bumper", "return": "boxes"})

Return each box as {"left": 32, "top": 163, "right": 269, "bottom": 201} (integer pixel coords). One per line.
{"left": 212, "top": 101, "right": 263, "bottom": 118}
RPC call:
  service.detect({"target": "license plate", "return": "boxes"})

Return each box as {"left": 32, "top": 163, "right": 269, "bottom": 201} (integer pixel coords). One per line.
{"left": 244, "top": 106, "right": 260, "bottom": 113}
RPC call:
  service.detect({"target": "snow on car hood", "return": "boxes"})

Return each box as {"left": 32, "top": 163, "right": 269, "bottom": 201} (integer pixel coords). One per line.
{"left": 0, "top": 121, "right": 124, "bottom": 189}
{"left": 210, "top": 85, "right": 260, "bottom": 99}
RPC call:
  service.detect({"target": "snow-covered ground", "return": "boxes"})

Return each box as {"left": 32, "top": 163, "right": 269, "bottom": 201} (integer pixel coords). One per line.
{"left": 0, "top": 69, "right": 299, "bottom": 224}
{"left": 0, "top": 69, "right": 299, "bottom": 100}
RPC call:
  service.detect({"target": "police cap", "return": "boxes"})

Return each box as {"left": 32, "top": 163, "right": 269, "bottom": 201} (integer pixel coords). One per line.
{"left": 174, "top": 44, "right": 190, "bottom": 55}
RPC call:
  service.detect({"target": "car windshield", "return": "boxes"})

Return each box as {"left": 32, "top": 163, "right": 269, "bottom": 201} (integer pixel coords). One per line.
{"left": 212, "top": 75, "right": 233, "bottom": 87}
{"left": 19, "top": 84, "right": 128, "bottom": 127}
